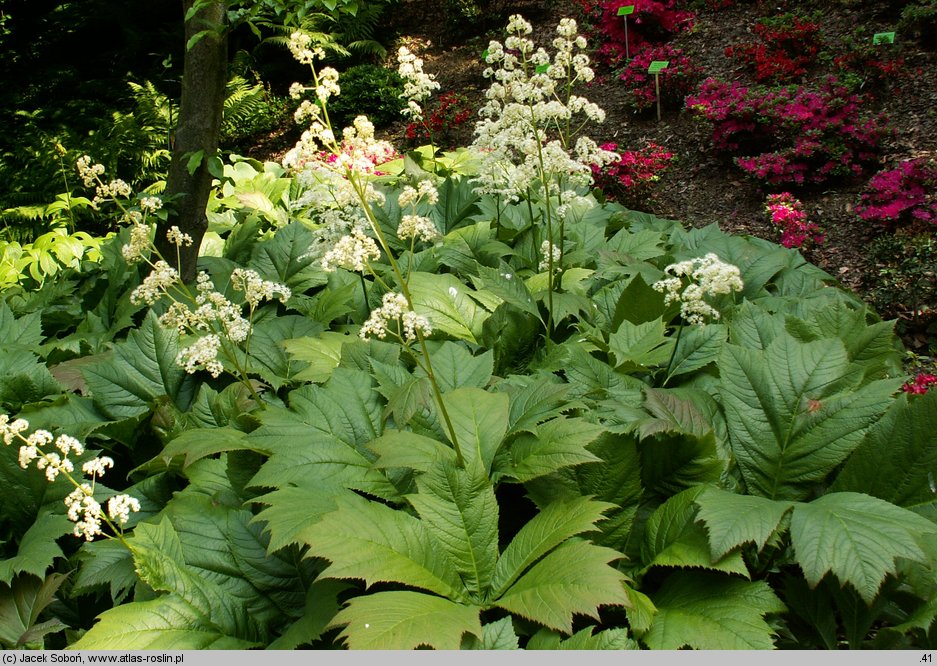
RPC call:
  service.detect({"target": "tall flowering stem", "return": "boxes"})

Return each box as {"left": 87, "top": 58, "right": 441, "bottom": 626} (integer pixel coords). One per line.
{"left": 653, "top": 253, "right": 744, "bottom": 385}
{"left": 78, "top": 154, "right": 291, "bottom": 405}
{"left": 284, "top": 35, "right": 466, "bottom": 468}
{"left": 471, "top": 15, "right": 618, "bottom": 343}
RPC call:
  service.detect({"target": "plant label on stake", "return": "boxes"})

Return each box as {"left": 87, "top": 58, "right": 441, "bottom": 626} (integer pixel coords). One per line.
{"left": 648, "top": 60, "right": 669, "bottom": 121}
{"left": 872, "top": 32, "right": 896, "bottom": 44}
{"left": 618, "top": 5, "right": 635, "bottom": 61}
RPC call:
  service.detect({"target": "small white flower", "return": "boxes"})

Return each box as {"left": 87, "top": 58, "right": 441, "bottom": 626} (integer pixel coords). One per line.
{"left": 107, "top": 494, "right": 141, "bottom": 526}
{"left": 166, "top": 226, "right": 193, "bottom": 247}
{"left": 82, "top": 457, "right": 114, "bottom": 478}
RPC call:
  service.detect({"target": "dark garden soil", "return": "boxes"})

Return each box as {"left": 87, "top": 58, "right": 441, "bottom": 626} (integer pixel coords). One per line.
{"left": 262, "top": 0, "right": 937, "bottom": 354}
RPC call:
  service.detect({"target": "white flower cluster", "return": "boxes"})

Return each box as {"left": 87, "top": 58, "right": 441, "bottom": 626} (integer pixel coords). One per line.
{"left": 139, "top": 196, "right": 162, "bottom": 213}
{"left": 321, "top": 228, "right": 382, "bottom": 273}
{"left": 288, "top": 30, "right": 324, "bottom": 66}
{"left": 176, "top": 333, "right": 224, "bottom": 378}
{"left": 130, "top": 260, "right": 180, "bottom": 305}
{"left": 230, "top": 267, "right": 291, "bottom": 308}
{"left": 538, "top": 239, "right": 562, "bottom": 272}
{"left": 166, "top": 226, "right": 193, "bottom": 247}
{"left": 398, "top": 215, "right": 440, "bottom": 243}
{"left": 315, "top": 67, "right": 341, "bottom": 104}
{"left": 1, "top": 415, "right": 140, "bottom": 541}
{"left": 360, "top": 292, "right": 432, "bottom": 343}
{"left": 398, "top": 180, "right": 439, "bottom": 208}
{"left": 76, "top": 155, "right": 105, "bottom": 187}
{"left": 121, "top": 223, "right": 152, "bottom": 264}
{"left": 95, "top": 179, "right": 132, "bottom": 204}
{"left": 471, "top": 16, "right": 616, "bottom": 202}
{"left": 653, "top": 253, "right": 744, "bottom": 325}
{"left": 396, "top": 180, "right": 440, "bottom": 243}
{"left": 397, "top": 46, "right": 440, "bottom": 122}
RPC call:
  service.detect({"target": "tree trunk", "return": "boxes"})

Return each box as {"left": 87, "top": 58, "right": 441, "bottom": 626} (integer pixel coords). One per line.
{"left": 157, "top": 0, "right": 227, "bottom": 283}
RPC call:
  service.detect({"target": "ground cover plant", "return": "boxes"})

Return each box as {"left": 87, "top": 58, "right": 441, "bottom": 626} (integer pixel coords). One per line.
{"left": 1, "top": 4, "right": 936, "bottom": 653}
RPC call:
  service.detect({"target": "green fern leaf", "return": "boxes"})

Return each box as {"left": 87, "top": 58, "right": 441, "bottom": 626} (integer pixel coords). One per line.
{"left": 330, "top": 590, "right": 481, "bottom": 650}
{"left": 643, "top": 572, "right": 785, "bottom": 649}
{"left": 790, "top": 492, "right": 937, "bottom": 603}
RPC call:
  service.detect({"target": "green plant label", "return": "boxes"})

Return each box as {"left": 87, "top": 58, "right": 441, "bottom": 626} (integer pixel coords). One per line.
{"left": 535, "top": 64, "right": 550, "bottom": 74}
{"left": 618, "top": 5, "right": 635, "bottom": 15}
{"left": 872, "top": 32, "right": 896, "bottom": 44}
{"left": 648, "top": 60, "right": 670, "bottom": 74}
{"left": 481, "top": 49, "right": 489, "bottom": 61}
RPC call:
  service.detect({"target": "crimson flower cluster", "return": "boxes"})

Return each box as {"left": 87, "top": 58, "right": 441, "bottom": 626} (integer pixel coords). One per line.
{"left": 591, "top": 141, "right": 674, "bottom": 202}
{"left": 617, "top": 44, "right": 703, "bottom": 111}
{"left": 902, "top": 372, "right": 937, "bottom": 395}
{"left": 725, "top": 13, "right": 822, "bottom": 84}
{"left": 686, "top": 77, "right": 888, "bottom": 186}
{"left": 577, "top": 0, "right": 695, "bottom": 66}
{"left": 405, "top": 92, "right": 474, "bottom": 146}
{"left": 856, "top": 159, "right": 937, "bottom": 229}
{"left": 764, "top": 192, "right": 824, "bottom": 249}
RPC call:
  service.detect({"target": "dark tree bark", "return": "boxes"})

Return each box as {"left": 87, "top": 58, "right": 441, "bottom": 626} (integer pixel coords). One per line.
{"left": 157, "top": 0, "right": 227, "bottom": 283}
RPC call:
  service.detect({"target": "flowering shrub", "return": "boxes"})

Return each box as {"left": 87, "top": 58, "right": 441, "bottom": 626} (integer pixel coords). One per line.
{"left": 576, "top": 0, "right": 696, "bottom": 65}
{"left": 903, "top": 372, "right": 937, "bottom": 394}
{"left": 832, "top": 32, "right": 906, "bottom": 93}
{"left": 591, "top": 141, "right": 674, "bottom": 204}
{"left": 725, "top": 13, "right": 822, "bottom": 83}
{"left": 405, "top": 92, "right": 474, "bottom": 147}
{"left": 856, "top": 159, "right": 937, "bottom": 229}
{"left": 617, "top": 45, "right": 703, "bottom": 111}
{"left": 686, "top": 77, "right": 889, "bottom": 186}
{"left": 764, "top": 192, "right": 824, "bottom": 249}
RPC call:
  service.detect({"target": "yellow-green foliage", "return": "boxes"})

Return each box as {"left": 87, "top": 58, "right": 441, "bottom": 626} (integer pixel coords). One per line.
{"left": 0, "top": 228, "right": 109, "bottom": 287}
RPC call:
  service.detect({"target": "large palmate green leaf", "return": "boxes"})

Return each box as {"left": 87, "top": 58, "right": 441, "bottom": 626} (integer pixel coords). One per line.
{"left": 301, "top": 492, "right": 465, "bottom": 601}
{"left": 128, "top": 518, "right": 261, "bottom": 641}
{"left": 470, "top": 263, "right": 541, "bottom": 319}
{"left": 0, "top": 513, "right": 71, "bottom": 584}
{"left": 463, "top": 617, "right": 520, "bottom": 650}
{"left": 642, "top": 572, "right": 786, "bottom": 649}
{"left": 441, "top": 387, "right": 509, "bottom": 474}
{"left": 82, "top": 311, "right": 197, "bottom": 420}
{"left": 243, "top": 315, "right": 321, "bottom": 389}
{"left": 248, "top": 368, "right": 398, "bottom": 501}
{"left": 641, "top": 487, "right": 748, "bottom": 577}
{"left": 832, "top": 391, "right": 937, "bottom": 509}
{"left": 330, "top": 590, "right": 482, "bottom": 650}
{"left": 504, "top": 417, "right": 603, "bottom": 483}
{"left": 490, "top": 496, "right": 614, "bottom": 598}
{"left": 718, "top": 332, "right": 898, "bottom": 500}
{"left": 527, "top": 626, "right": 638, "bottom": 650}
{"left": 694, "top": 487, "right": 794, "bottom": 560}
{"left": 790, "top": 492, "right": 937, "bottom": 604}
{"left": 248, "top": 222, "right": 327, "bottom": 293}
{"left": 493, "top": 540, "right": 629, "bottom": 633}
{"left": 0, "top": 573, "right": 68, "bottom": 649}
{"left": 416, "top": 342, "right": 493, "bottom": 393}
{"left": 408, "top": 271, "right": 495, "bottom": 343}
{"left": 608, "top": 317, "right": 673, "bottom": 370}
{"left": 407, "top": 460, "right": 499, "bottom": 601}
{"left": 72, "top": 595, "right": 259, "bottom": 650}
{"left": 664, "top": 323, "right": 727, "bottom": 382}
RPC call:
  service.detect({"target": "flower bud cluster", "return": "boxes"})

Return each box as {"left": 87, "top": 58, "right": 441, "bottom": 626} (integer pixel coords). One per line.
{"left": 653, "top": 253, "right": 744, "bottom": 325}
{"left": 472, "top": 16, "right": 611, "bottom": 202}
{"left": 288, "top": 31, "right": 324, "bottom": 66}
{"left": 397, "top": 46, "right": 440, "bottom": 122}
{"left": 1, "top": 415, "right": 140, "bottom": 541}
{"left": 539, "top": 239, "right": 562, "bottom": 272}
{"left": 321, "top": 228, "right": 382, "bottom": 273}
{"left": 396, "top": 180, "right": 441, "bottom": 243}
{"left": 360, "top": 292, "right": 432, "bottom": 343}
